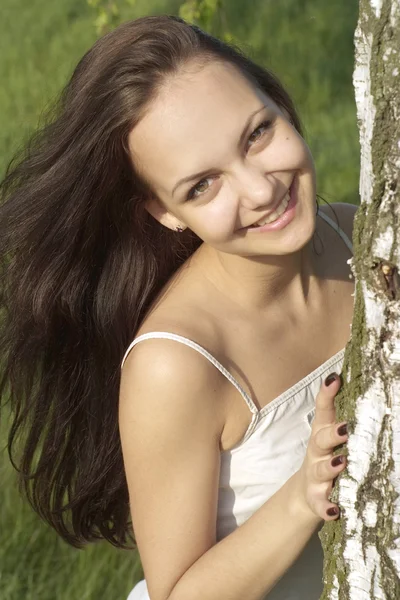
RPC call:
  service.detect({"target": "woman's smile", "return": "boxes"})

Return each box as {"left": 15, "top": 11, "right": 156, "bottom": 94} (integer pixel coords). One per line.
{"left": 245, "top": 175, "right": 297, "bottom": 232}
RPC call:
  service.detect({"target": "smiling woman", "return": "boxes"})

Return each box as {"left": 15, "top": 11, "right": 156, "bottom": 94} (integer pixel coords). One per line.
{"left": 0, "top": 14, "right": 356, "bottom": 600}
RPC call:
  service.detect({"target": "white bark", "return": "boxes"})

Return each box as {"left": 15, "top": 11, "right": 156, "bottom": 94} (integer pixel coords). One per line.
{"left": 320, "top": 1, "right": 400, "bottom": 598}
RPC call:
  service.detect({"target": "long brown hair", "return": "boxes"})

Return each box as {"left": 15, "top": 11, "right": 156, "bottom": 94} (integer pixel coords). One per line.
{"left": 0, "top": 15, "right": 303, "bottom": 549}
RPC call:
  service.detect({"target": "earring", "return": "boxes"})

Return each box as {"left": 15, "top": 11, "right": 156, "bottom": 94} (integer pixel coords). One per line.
{"left": 175, "top": 225, "right": 184, "bottom": 232}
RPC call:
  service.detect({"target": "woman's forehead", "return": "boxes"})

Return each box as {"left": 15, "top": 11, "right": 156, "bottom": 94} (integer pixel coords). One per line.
{"left": 131, "top": 61, "right": 270, "bottom": 140}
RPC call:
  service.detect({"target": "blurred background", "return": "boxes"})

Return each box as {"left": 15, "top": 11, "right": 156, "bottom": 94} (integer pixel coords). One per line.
{"left": 0, "top": 1, "right": 359, "bottom": 599}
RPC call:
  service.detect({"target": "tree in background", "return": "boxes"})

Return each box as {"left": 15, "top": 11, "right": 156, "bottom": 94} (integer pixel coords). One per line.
{"left": 320, "top": 0, "right": 400, "bottom": 597}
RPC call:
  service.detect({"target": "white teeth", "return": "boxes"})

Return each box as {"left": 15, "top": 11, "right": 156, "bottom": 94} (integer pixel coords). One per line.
{"left": 253, "top": 191, "right": 290, "bottom": 227}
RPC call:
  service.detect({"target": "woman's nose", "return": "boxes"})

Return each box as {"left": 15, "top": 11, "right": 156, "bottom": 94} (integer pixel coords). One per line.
{"left": 235, "top": 166, "right": 275, "bottom": 210}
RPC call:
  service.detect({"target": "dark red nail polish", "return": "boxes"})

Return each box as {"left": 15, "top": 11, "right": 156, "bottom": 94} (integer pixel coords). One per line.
{"left": 327, "top": 507, "right": 339, "bottom": 517}
{"left": 331, "top": 455, "right": 344, "bottom": 467}
{"left": 325, "top": 373, "right": 337, "bottom": 386}
{"left": 337, "top": 424, "right": 348, "bottom": 437}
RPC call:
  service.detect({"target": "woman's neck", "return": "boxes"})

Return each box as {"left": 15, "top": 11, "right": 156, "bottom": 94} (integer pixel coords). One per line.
{"left": 192, "top": 239, "right": 324, "bottom": 318}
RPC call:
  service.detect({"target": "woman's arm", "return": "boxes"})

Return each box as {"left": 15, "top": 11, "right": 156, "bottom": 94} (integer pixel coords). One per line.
{"left": 119, "top": 340, "right": 346, "bottom": 600}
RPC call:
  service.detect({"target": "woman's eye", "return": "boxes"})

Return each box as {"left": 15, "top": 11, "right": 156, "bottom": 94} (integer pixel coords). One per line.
{"left": 187, "top": 176, "right": 214, "bottom": 201}
{"left": 247, "top": 120, "right": 272, "bottom": 148}
{"left": 185, "top": 120, "right": 272, "bottom": 200}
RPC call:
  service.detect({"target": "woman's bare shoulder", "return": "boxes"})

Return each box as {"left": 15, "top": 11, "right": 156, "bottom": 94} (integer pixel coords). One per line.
{"left": 121, "top": 295, "right": 227, "bottom": 410}
{"left": 119, "top": 316, "right": 227, "bottom": 467}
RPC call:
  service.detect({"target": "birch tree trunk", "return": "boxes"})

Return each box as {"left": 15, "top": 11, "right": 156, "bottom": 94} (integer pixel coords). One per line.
{"left": 319, "top": 1, "right": 400, "bottom": 598}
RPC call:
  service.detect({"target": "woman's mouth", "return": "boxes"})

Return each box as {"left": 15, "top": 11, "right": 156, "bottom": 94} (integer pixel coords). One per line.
{"left": 249, "top": 190, "right": 291, "bottom": 228}
{"left": 246, "top": 179, "right": 297, "bottom": 233}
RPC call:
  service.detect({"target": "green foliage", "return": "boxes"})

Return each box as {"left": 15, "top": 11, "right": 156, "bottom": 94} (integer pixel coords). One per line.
{"left": 87, "top": 0, "right": 136, "bottom": 36}
{"left": 178, "top": 0, "right": 221, "bottom": 31}
{"left": 88, "top": 0, "right": 121, "bottom": 36}
{"left": 178, "top": 0, "right": 237, "bottom": 43}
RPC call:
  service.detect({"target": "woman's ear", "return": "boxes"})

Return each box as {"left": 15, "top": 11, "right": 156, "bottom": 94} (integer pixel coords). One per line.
{"left": 145, "top": 196, "right": 186, "bottom": 231}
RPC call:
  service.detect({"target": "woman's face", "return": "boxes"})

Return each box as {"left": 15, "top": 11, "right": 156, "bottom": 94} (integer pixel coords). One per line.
{"left": 128, "top": 60, "right": 317, "bottom": 258}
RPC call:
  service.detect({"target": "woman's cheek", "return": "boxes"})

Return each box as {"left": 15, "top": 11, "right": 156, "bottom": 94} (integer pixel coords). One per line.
{"left": 200, "top": 196, "right": 236, "bottom": 240}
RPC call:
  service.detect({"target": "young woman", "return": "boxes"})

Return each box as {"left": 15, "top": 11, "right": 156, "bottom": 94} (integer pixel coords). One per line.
{"left": 0, "top": 14, "right": 356, "bottom": 600}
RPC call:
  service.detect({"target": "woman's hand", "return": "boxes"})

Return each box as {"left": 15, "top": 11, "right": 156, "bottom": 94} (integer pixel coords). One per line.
{"left": 297, "top": 372, "right": 348, "bottom": 521}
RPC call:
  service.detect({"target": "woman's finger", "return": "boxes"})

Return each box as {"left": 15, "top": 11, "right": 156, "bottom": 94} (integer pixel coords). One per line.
{"left": 313, "top": 454, "right": 347, "bottom": 483}
{"left": 311, "top": 422, "right": 348, "bottom": 455}
{"left": 312, "top": 372, "right": 341, "bottom": 429}
{"left": 311, "top": 487, "right": 342, "bottom": 521}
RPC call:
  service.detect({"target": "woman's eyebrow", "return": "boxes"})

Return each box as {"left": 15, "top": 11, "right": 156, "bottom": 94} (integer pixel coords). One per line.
{"left": 171, "top": 105, "right": 267, "bottom": 197}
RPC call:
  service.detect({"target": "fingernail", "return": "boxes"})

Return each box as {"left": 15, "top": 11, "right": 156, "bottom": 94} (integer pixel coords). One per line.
{"left": 337, "top": 424, "right": 348, "bottom": 437}
{"left": 324, "top": 373, "right": 337, "bottom": 386}
{"left": 327, "top": 507, "right": 339, "bottom": 517}
{"left": 331, "top": 455, "right": 345, "bottom": 467}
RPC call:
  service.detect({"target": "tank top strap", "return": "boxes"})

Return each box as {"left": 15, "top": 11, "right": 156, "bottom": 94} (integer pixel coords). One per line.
{"left": 318, "top": 210, "right": 353, "bottom": 254}
{"left": 121, "top": 331, "right": 258, "bottom": 415}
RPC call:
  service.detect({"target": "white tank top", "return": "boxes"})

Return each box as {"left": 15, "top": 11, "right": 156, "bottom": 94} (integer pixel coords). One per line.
{"left": 122, "top": 211, "right": 353, "bottom": 600}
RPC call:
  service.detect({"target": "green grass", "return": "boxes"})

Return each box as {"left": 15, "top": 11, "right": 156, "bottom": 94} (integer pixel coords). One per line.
{"left": 1, "top": 415, "right": 144, "bottom": 600}
{"left": 1, "top": 1, "right": 360, "bottom": 598}
{"left": 0, "top": 0, "right": 96, "bottom": 177}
